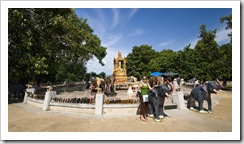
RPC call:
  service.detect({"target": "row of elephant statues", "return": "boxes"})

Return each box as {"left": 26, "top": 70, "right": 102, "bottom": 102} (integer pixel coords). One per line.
{"left": 86, "top": 76, "right": 116, "bottom": 95}
{"left": 144, "top": 76, "right": 221, "bottom": 121}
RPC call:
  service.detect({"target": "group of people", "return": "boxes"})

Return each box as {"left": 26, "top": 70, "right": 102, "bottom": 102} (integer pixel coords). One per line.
{"left": 136, "top": 76, "right": 172, "bottom": 122}
{"left": 135, "top": 75, "right": 222, "bottom": 122}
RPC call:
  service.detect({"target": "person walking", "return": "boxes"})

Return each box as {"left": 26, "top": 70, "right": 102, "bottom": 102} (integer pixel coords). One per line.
{"left": 137, "top": 76, "right": 152, "bottom": 122}
{"left": 177, "top": 77, "right": 181, "bottom": 88}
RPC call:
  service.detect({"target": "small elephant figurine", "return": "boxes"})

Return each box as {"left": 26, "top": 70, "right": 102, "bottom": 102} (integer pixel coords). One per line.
{"left": 188, "top": 81, "right": 221, "bottom": 113}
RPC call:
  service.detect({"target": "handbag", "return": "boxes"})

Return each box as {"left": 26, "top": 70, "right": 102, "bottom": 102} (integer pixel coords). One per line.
{"left": 142, "top": 95, "right": 148, "bottom": 102}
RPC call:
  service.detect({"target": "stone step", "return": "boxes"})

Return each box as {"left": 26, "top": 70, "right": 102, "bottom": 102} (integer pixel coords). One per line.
{"left": 165, "top": 103, "right": 177, "bottom": 110}
{"left": 165, "top": 97, "right": 177, "bottom": 110}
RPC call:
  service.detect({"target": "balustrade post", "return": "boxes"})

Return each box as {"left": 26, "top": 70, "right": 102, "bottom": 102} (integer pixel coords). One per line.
{"left": 173, "top": 91, "right": 186, "bottom": 110}
{"left": 23, "top": 92, "right": 28, "bottom": 104}
{"left": 95, "top": 93, "right": 104, "bottom": 115}
{"left": 43, "top": 91, "right": 56, "bottom": 111}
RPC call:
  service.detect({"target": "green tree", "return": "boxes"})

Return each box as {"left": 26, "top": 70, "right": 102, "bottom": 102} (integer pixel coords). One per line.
{"left": 175, "top": 44, "right": 197, "bottom": 80}
{"left": 158, "top": 49, "right": 177, "bottom": 72}
{"left": 98, "top": 72, "right": 106, "bottom": 79}
{"left": 216, "top": 43, "right": 232, "bottom": 81}
{"left": 84, "top": 72, "right": 99, "bottom": 82}
{"left": 220, "top": 14, "right": 232, "bottom": 43}
{"left": 126, "top": 45, "right": 158, "bottom": 79}
{"left": 194, "top": 24, "right": 219, "bottom": 80}
{"left": 8, "top": 8, "right": 107, "bottom": 84}
{"left": 218, "top": 14, "right": 232, "bottom": 82}
{"left": 55, "top": 62, "right": 87, "bottom": 82}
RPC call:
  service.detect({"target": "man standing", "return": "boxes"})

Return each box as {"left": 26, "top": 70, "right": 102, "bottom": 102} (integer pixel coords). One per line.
{"left": 177, "top": 77, "right": 181, "bottom": 88}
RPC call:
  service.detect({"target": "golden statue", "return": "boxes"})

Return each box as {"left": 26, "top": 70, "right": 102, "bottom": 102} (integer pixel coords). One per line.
{"left": 113, "top": 51, "right": 127, "bottom": 84}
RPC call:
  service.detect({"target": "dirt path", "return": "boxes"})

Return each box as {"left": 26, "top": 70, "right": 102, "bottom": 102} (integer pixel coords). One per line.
{"left": 8, "top": 90, "right": 232, "bottom": 132}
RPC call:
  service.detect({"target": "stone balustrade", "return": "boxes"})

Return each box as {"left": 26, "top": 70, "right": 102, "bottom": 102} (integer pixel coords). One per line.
{"left": 23, "top": 88, "right": 187, "bottom": 116}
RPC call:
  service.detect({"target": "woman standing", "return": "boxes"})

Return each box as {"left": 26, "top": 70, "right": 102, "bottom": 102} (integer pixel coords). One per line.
{"left": 137, "top": 76, "right": 152, "bottom": 122}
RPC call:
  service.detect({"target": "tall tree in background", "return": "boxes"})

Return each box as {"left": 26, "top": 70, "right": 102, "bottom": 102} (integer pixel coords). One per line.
{"left": 148, "top": 49, "right": 177, "bottom": 73}
{"left": 220, "top": 14, "right": 232, "bottom": 43}
{"left": 194, "top": 24, "right": 219, "bottom": 81}
{"left": 126, "top": 45, "right": 157, "bottom": 79}
{"left": 97, "top": 72, "right": 106, "bottom": 79}
{"left": 218, "top": 14, "right": 232, "bottom": 83}
{"left": 84, "top": 72, "right": 98, "bottom": 82}
{"left": 174, "top": 44, "right": 197, "bottom": 80}
{"left": 217, "top": 43, "right": 232, "bottom": 82}
{"left": 8, "top": 8, "right": 107, "bottom": 84}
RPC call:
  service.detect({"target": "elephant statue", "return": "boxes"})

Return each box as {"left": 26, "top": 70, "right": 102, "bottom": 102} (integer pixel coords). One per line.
{"left": 148, "top": 77, "right": 174, "bottom": 122}
{"left": 188, "top": 80, "right": 221, "bottom": 113}
{"left": 105, "top": 75, "right": 115, "bottom": 92}
{"left": 89, "top": 77, "right": 106, "bottom": 95}
{"left": 8, "top": 83, "right": 25, "bottom": 100}
{"left": 104, "top": 75, "right": 117, "bottom": 97}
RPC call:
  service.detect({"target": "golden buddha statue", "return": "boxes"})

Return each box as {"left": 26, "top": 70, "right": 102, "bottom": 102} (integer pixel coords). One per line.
{"left": 113, "top": 51, "right": 128, "bottom": 84}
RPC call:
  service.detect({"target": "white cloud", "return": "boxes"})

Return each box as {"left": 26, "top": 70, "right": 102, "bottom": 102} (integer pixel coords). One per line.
{"left": 86, "top": 50, "right": 115, "bottom": 76}
{"left": 128, "top": 8, "right": 139, "bottom": 20}
{"left": 129, "top": 28, "right": 144, "bottom": 37}
{"left": 95, "top": 9, "right": 107, "bottom": 33}
{"left": 81, "top": 9, "right": 106, "bottom": 35}
{"left": 188, "top": 38, "right": 199, "bottom": 48}
{"left": 111, "top": 8, "right": 120, "bottom": 29}
{"left": 158, "top": 40, "right": 174, "bottom": 47}
{"left": 86, "top": 57, "right": 112, "bottom": 75}
{"left": 111, "top": 8, "right": 139, "bottom": 29}
{"left": 123, "top": 8, "right": 139, "bottom": 25}
{"left": 102, "top": 34, "right": 123, "bottom": 47}
{"left": 216, "top": 27, "right": 232, "bottom": 44}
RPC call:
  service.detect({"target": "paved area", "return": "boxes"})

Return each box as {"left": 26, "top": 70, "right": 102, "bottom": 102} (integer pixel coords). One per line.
{"left": 8, "top": 90, "right": 232, "bottom": 132}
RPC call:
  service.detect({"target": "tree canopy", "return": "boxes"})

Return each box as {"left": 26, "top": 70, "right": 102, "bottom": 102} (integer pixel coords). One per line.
{"left": 8, "top": 8, "right": 107, "bottom": 83}
{"left": 126, "top": 45, "right": 157, "bottom": 79}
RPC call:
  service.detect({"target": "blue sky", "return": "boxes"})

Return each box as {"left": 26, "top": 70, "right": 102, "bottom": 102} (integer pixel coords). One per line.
{"left": 74, "top": 8, "right": 232, "bottom": 76}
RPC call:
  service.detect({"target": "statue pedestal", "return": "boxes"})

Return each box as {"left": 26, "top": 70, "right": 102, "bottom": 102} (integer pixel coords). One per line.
{"left": 114, "top": 75, "right": 127, "bottom": 84}
{"left": 173, "top": 91, "right": 186, "bottom": 110}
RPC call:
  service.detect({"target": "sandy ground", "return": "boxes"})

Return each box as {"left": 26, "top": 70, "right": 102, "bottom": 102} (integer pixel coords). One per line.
{"left": 8, "top": 90, "right": 232, "bottom": 132}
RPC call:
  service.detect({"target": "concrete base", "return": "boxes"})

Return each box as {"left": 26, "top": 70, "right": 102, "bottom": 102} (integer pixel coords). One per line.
{"left": 95, "top": 94, "right": 104, "bottom": 115}
{"left": 173, "top": 91, "right": 187, "bottom": 110}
